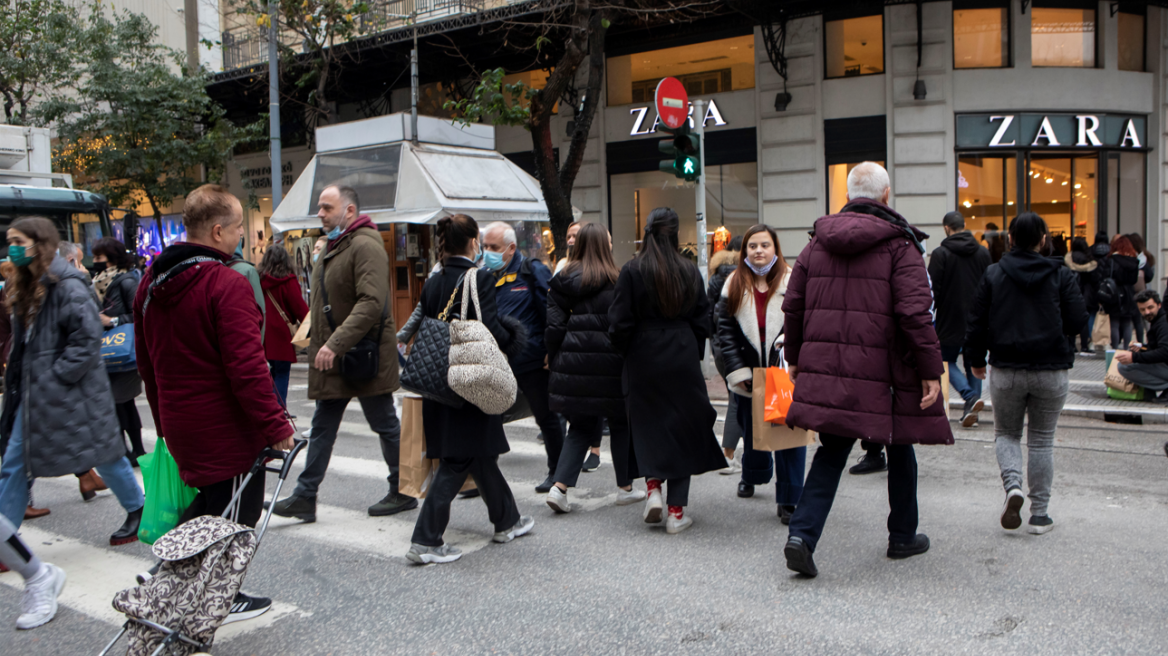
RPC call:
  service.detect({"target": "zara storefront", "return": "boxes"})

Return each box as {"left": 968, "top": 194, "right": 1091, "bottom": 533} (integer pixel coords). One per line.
{"left": 495, "top": 0, "right": 1165, "bottom": 288}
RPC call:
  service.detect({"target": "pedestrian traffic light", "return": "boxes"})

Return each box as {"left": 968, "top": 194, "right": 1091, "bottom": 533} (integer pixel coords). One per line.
{"left": 658, "top": 124, "right": 700, "bottom": 182}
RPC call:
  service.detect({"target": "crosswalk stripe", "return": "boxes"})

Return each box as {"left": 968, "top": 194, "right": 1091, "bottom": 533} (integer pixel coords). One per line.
{"left": 0, "top": 525, "right": 309, "bottom": 640}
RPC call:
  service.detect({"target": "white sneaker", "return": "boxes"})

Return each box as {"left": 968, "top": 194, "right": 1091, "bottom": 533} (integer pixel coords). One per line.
{"left": 16, "top": 564, "right": 65, "bottom": 630}
{"left": 1000, "top": 488, "right": 1025, "bottom": 530}
{"left": 719, "top": 456, "right": 741, "bottom": 475}
{"left": 615, "top": 487, "right": 646, "bottom": 506}
{"left": 546, "top": 486, "right": 571, "bottom": 514}
{"left": 493, "top": 516, "right": 535, "bottom": 543}
{"left": 666, "top": 511, "right": 693, "bottom": 534}
{"left": 643, "top": 486, "right": 664, "bottom": 524}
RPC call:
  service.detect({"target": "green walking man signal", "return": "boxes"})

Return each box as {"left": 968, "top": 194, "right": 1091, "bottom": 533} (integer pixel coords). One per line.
{"left": 658, "top": 123, "right": 701, "bottom": 182}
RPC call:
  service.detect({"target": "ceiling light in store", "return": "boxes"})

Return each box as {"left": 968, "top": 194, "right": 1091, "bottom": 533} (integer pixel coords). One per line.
{"left": 1045, "top": 178, "right": 1053, "bottom": 184}
{"left": 1061, "top": 181, "right": 1068, "bottom": 186}
{"left": 963, "top": 200, "right": 972, "bottom": 208}
{"left": 1007, "top": 201, "right": 1014, "bottom": 206}
{"left": 1074, "top": 183, "right": 1081, "bottom": 189}
{"left": 1052, "top": 200, "right": 1057, "bottom": 204}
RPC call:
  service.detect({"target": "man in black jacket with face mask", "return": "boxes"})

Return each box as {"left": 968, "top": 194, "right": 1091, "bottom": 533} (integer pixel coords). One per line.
{"left": 928, "top": 212, "right": 992, "bottom": 428}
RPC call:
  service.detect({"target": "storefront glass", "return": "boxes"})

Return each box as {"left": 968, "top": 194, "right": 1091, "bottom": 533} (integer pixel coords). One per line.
{"left": 606, "top": 35, "right": 755, "bottom": 107}
{"left": 609, "top": 162, "right": 758, "bottom": 265}
{"left": 953, "top": 6, "right": 1009, "bottom": 69}
{"left": 825, "top": 14, "right": 884, "bottom": 79}
{"left": 1106, "top": 151, "right": 1146, "bottom": 236}
{"left": 311, "top": 144, "right": 401, "bottom": 212}
{"left": 828, "top": 161, "right": 886, "bottom": 214}
{"left": 1118, "top": 11, "right": 1145, "bottom": 72}
{"left": 957, "top": 155, "right": 1017, "bottom": 243}
{"left": 1031, "top": 7, "right": 1095, "bottom": 68}
{"left": 1028, "top": 155, "right": 1096, "bottom": 249}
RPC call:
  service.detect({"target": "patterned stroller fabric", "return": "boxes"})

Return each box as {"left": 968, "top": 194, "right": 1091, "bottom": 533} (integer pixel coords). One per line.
{"left": 112, "top": 516, "right": 258, "bottom": 656}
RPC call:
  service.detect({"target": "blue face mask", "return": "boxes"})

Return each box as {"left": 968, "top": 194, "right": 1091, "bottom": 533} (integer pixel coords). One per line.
{"left": 312, "top": 252, "right": 320, "bottom": 263}
{"left": 326, "top": 225, "right": 342, "bottom": 240}
{"left": 482, "top": 250, "right": 506, "bottom": 271}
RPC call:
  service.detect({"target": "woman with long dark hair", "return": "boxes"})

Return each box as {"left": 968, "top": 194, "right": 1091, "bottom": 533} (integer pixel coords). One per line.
{"left": 1104, "top": 235, "right": 1141, "bottom": 349}
{"left": 0, "top": 218, "right": 144, "bottom": 547}
{"left": 258, "top": 244, "right": 309, "bottom": 406}
{"left": 608, "top": 207, "right": 725, "bottom": 534}
{"left": 965, "top": 213, "right": 1086, "bottom": 535}
{"left": 91, "top": 237, "right": 147, "bottom": 465}
{"left": 545, "top": 223, "right": 645, "bottom": 513}
{"left": 715, "top": 224, "right": 805, "bottom": 523}
{"left": 406, "top": 214, "right": 532, "bottom": 564}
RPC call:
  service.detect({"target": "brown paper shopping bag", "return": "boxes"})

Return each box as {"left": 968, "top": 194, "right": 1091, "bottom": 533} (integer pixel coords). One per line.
{"left": 1105, "top": 355, "right": 1138, "bottom": 393}
{"left": 398, "top": 395, "right": 477, "bottom": 499}
{"left": 291, "top": 310, "right": 312, "bottom": 349}
{"left": 940, "top": 361, "right": 949, "bottom": 409}
{"left": 751, "top": 369, "right": 816, "bottom": 452}
{"left": 1091, "top": 312, "right": 1111, "bottom": 349}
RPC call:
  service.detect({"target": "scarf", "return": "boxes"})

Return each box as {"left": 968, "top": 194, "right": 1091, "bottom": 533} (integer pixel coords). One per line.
{"left": 92, "top": 267, "right": 123, "bottom": 303}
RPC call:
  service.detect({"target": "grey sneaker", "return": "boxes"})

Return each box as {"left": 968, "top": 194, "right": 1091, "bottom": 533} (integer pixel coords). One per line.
{"left": 493, "top": 516, "right": 535, "bottom": 543}
{"left": 406, "top": 543, "right": 463, "bottom": 564}
{"left": 267, "top": 495, "right": 316, "bottom": 523}
{"left": 368, "top": 492, "right": 418, "bottom": 517}
{"left": 961, "top": 399, "right": 984, "bottom": 428}
{"left": 16, "top": 564, "right": 65, "bottom": 630}
{"left": 1001, "top": 488, "right": 1025, "bottom": 530}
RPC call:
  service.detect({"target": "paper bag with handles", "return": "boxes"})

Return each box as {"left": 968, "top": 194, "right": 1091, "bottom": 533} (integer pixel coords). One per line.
{"left": 751, "top": 368, "right": 816, "bottom": 452}
{"left": 398, "top": 395, "right": 476, "bottom": 499}
{"left": 291, "top": 310, "right": 311, "bottom": 349}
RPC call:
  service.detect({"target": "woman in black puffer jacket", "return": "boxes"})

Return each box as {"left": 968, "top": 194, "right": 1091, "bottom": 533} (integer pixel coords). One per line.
{"left": 91, "top": 238, "right": 146, "bottom": 464}
{"left": 545, "top": 223, "right": 644, "bottom": 513}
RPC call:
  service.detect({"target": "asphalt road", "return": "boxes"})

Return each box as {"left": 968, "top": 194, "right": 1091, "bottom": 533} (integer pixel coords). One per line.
{"left": 2, "top": 367, "right": 1166, "bottom": 655}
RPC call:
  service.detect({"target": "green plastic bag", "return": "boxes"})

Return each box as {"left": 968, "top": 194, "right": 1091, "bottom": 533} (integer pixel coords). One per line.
{"left": 137, "top": 439, "right": 198, "bottom": 545}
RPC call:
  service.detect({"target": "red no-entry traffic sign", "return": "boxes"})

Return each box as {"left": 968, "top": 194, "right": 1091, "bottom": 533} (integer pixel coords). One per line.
{"left": 655, "top": 77, "right": 689, "bottom": 130}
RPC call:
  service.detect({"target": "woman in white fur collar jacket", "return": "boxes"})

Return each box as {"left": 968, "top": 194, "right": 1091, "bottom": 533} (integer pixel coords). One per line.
{"left": 713, "top": 224, "right": 806, "bottom": 523}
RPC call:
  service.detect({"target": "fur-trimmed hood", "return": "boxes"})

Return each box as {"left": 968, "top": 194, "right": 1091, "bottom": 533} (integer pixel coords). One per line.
{"left": 708, "top": 248, "right": 739, "bottom": 275}
{"left": 1065, "top": 252, "right": 1098, "bottom": 273}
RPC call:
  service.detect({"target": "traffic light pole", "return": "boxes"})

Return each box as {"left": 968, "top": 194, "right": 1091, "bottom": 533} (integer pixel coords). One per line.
{"left": 693, "top": 99, "right": 708, "bottom": 287}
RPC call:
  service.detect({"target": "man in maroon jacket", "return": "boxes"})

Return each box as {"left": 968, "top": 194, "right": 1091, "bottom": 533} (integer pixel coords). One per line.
{"left": 780, "top": 162, "right": 953, "bottom": 578}
{"left": 134, "top": 184, "right": 294, "bottom": 623}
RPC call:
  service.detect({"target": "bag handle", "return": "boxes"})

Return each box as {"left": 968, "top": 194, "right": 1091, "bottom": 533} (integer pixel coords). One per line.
{"left": 266, "top": 289, "right": 294, "bottom": 327}
{"left": 438, "top": 273, "right": 468, "bottom": 322}
{"left": 459, "top": 269, "right": 483, "bottom": 321}
{"left": 142, "top": 256, "right": 221, "bottom": 319}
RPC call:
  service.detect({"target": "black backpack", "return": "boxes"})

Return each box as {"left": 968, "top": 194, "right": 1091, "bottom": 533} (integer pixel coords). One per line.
{"left": 1097, "top": 259, "right": 1120, "bottom": 310}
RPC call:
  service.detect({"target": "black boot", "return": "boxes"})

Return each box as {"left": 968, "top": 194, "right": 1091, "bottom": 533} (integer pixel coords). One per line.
{"left": 265, "top": 495, "right": 317, "bottom": 523}
{"left": 737, "top": 482, "right": 754, "bottom": 498}
{"left": 368, "top": 491, "right": 418, "bottom": 517}
{"left": 848, "top": 452, "right": 887, "bottom": 475}
{"left": 111, "top": 508, "right": 142, "bottom": 546}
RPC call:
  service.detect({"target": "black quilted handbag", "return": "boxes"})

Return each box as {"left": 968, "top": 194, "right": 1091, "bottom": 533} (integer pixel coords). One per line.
{"left": 400, "top": 279, "right": 465, "bottom": 408}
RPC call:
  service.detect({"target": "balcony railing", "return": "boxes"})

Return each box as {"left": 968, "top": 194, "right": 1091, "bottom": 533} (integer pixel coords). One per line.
{"left": 221, "top": 0, "right": 494, "bottom": 72}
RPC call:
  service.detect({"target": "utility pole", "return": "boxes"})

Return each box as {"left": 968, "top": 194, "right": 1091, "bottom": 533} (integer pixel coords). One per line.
{"left": 268, "top": 0, "right": 282, "bottom": 242}
{"left": 410, "top": 12, "right": 418, "bottom": 144}
{"left": 693, "top": 99, "right": 708, "bottom": 286}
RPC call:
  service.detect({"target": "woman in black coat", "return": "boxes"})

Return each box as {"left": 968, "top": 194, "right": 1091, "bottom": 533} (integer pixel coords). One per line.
{"left": 91, "top": 238, "right": 146, "bottom": 465}
{"left": 608, "top": 208, "right": 726, "bottom": 535}
{"left": 1104, "top": 235, "right": 1142, "bottom": 349}
{"left": 715, "top": 224, "right": 805, "bottom": 524}
{"left": 545, "top": 224, "right": 644, "bottom": 513}
{"left": 406, "top": 214, "right": 532, "bottom": 565}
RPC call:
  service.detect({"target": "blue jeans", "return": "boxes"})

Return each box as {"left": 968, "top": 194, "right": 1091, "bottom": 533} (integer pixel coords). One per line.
{"left": 0, "top": 404, "right": 144, "bottom": 530}
{"left": 941, "top": 345, "right": 981, "bottom": 404}
{"left": 269, "top": 359, "right": 292, "bottom": 407}
{"left": 736, "top": 394, "right": 806, "bottom": 505}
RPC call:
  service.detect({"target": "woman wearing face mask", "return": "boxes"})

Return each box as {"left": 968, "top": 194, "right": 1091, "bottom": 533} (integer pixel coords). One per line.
{"left": 608, "top": 207, "right": 726, "bottom": 534}
{"left": 91, "top": 237, "right": 147, "bottom": 466}
{"left": 715, "top": 224, "right": 805, "bottom": 524}
{"left": 0, "top": 218, "right": 145, "bottom": 546}
{"left": 258, "top": 244, "right": 309, "bottom": 406}
{"left": 405, "top": 214, "right": 533, "bottom": 564}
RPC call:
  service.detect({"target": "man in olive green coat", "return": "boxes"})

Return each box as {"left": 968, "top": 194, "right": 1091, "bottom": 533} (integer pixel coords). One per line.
{"left": 269, "top": 184, "right": 416, "bottom": 521}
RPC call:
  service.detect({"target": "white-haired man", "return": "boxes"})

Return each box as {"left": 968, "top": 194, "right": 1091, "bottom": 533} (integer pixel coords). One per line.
{"left": 482, "top": 221, "right": 563, "bottom": 493}
{"left": 781, "top": 162, "right": 952, "bottom": 577}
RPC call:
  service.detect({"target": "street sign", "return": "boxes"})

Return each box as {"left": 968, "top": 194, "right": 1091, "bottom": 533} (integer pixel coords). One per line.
{"left": 654, "top": 77, "right": 689, "bottom": 130}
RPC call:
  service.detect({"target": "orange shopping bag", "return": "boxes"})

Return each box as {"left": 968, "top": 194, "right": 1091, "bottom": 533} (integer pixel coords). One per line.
{"left": 762, "top": 366, "right": 795, "bottom": 424}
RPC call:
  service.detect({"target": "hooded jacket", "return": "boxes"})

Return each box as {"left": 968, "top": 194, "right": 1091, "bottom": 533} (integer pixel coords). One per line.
{"left": 545, "top": 268, "right": 624, "bottom": 417}
{"left": 927, "top": 231, "right": 991, "bottom": 348}
{"left": 964, "top": 249, "right": 1087, "bottom": 371}
{"left": 261, "top": 274, "right": 309, "bottom": 362}
{"left": 0, "top": 255, "right": 122, "bottom": 477}
{"left": 1102, "top": 254, "right": 1140, "bottom": 319}
{"left": 134, "top": 243, "right": 293, "bottom": 488}
{"left": 1065, "top": 251, "right": 1100, "bottom": 314}
{"left": 781, "top": 198, "right": 951, "bottom": 445}
{"left": 706, "top": 249, "right": 739, "bottom": 377}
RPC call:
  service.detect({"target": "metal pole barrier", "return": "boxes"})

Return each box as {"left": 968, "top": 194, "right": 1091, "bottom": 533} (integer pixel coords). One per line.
{"left": 268, "top": 0, "right": 282, "bottom": 243}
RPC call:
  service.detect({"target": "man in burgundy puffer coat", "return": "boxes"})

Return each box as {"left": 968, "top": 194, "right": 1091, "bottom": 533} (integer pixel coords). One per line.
{"left": 780, "top": 162, "right": 953, "bottom": 578}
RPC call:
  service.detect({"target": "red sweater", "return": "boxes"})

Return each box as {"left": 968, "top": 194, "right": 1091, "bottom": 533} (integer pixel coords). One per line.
{"left": 261, "top": 274, "right": 309, "bottom": 362}
{"left": 134, "top": 243, "right": 292, "bottom": 487}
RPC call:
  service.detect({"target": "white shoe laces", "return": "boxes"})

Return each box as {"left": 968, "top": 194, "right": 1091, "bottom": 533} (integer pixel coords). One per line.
{"left": 20, "top": 569, "right": 55, "bottom": 618}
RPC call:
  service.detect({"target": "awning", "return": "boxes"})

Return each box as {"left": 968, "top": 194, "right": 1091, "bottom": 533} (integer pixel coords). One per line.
{"left": 270, "top": 137, "right": 578, "bottom": 233}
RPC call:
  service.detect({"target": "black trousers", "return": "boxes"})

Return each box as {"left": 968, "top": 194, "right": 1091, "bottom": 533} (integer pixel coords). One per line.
{"left": 788, "top": 433, "right": 917, "bottom": 552}
{"left": 647, "top": 477, "right": 691, "bottom": 507}
{"left": 115, "top": 400, "right": 145, "bottom": 457}
{"left": 515, "top": 369, "right": 564, "bottom": 476}
{"left": 177, "top": 471, "right": 266, "bottom": 529}
{"left": 553, "top": 414, "right": 634, "bottom": 489}
{"left": 411, "top": 457, "right": 520, "bottom": 547}
{"left": 861, "top": 440, "right": 884, "bottom": 457}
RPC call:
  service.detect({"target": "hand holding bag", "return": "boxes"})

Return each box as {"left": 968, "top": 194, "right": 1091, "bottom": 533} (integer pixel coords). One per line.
{"left": 137, "top": 438, "right": 199, "bottom": 545}
{"left": 1105, "top": 351, "right": 1139, "bottom": 394}
{"left": 751, "top": 368, "right": 815, "bottom": 452}
{"left": 447, "top": 272, "right": 518, "bottom": 414}
{"left": 399, "top": 280, "right": 466, "bottom": 407}
{"left": 101, "top": 323, "right": 137, "bottom": 373}
{"left": 762, "top": 366, "right": 795, "bottom": 424}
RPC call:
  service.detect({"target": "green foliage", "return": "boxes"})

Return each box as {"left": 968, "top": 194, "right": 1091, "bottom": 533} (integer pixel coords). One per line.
{"left": 443, "top": 68, "right": 536, "bottom": 130}
{"left": 0, "top": 0, "right": 81, "bottom": 125}
{"left": 41, "top": 4, "right": 262, "bottom": 218}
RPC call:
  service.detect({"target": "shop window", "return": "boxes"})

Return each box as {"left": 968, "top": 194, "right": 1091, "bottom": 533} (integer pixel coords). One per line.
{"left": 607, "top": 35, "right": 755, "bottom": 107}
{"left": 958, "top": 155, "right": 1018, "bottom": 247}
{"left": 828, "top": 162, "right": 886, "bottom": 215}
{"left": 1031, "top": 5, "right": 1096, "bottom": 68}
{"left": 953, "top": 2, "right": 1009, "bottom": 69}
{"left": 825, "top": 14, "right": 884, "bottom": 79}
{"left": 1117, "top": 10, "right": 1145, "bottom": 72}
{"left": 1106, "top": 151, "right": 1145, "bottom": 236}
{"left": 1029, "top": 155, "right": 1096, "bottom": 250}
{"left": 312, "top": 144, "right": 402, "bottom": 212}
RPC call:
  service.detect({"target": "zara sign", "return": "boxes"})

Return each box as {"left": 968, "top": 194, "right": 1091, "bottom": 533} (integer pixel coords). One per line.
{"left": 628, "top": 99, "right": 727, "bottom": 136}
{"left": 956, "top": 113, "right": 1146, "bottom": 149}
